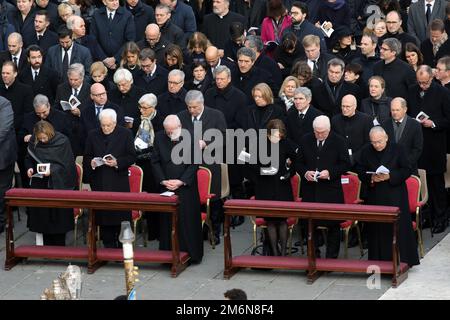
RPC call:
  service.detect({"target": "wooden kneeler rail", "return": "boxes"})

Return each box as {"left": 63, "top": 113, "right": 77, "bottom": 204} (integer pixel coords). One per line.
{"left": 223, "top": 199, "right": 408, "bottom": 288}
{"left": 4, "top": 188, "right": 189, "bottom": 277}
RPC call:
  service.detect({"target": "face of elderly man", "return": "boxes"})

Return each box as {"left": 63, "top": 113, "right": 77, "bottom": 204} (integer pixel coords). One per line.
{"left": 215, "top": 71, "right": 231, "bottom": 90}
{"left": 187, "top": 99, "right": 204, "bottom": 117}
{"left": 165, "top": 119, "right": 182, "bottom": 140}
{"left": 314, "top": 122, "right": 330, "bottom": 142}
{"left": 293, "top": 91, "right": 310, "bottom": 112}
{"left": 35, "top": 104, "right": 50, "bottom": 120}
{"left": 390, "top": 99, "right": 407, "bottom": 121}
{"left": 68, "top": 70, "right": 83, "bottom": 89}
{"left": 168, "top": 73, "right": 184, "bottom": 94}
{"left": 370, "top": 130, "right": 388, "bottom": 152}
{"left": 341, "top": 95, "right": 356, "bottom": 117}
{"left": 100, "top": 115, "right": 116, "bottom": 135}
{"left": 116, "top": 79, "right": 132, "bottom": 94}
{"left": 72, "top": 17, "right": 86, "bottom": 37}
{"left": 237, "top": 54, "right": 254, "bottom": 74}
{"left": 91, "top": 84, "right": 108, "bottom": 105}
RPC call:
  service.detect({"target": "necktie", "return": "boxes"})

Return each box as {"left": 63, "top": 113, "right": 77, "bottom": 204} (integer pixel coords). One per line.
{"left": 317, "top": 140, "right": 323, "bottom": 152}
{"left": 62, "top": 48, "right": 69, "bottom": 77}
{"left": 37, "top": 34, "right": 42, "bottom": 43}
{"left": 395, "top": 121, "right": 401, "bottom": 127}
{"left": 192, "top": 116, "right": 198, "bottom": 123}
{"left": 109, "top": 12, "right": 113, "bottom": 22}
{"left": 395, "top": 121, "right": 402, "bottom": 142}
{"left": 13, "top": 56, "right": 18, "bottom": 67}
{"left": 34, "top": 70, "right": 38, "bottom": 81}
{"left": 312, "top": 60, "right": 319, "bottom": 77}
{"left": 299, "top": 113, "right": 305, "bottom": 120}
{"left": 95, "top": 106, "right": 102, "bottom": 117}
{"left": 74, "top": 88, "right": 78, "bottom": 97}
{"left": 426, "top": 3, "right": 432, "bottom": 24}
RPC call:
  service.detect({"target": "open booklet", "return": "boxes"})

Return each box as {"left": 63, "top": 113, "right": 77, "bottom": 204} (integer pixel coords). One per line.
{"left": 415, "top": 111, "right": 429, "bottom": 122}
{"left": 237, "top": 149, "right": 251, "bottom": 163}
{"left": 60, "top": 95, "right": 81, "bottom": 111}
{"left": 320, "top": 22, "right": 334, "bottom": 38}
{"left": 366, "top": 165, "right": 390, "bottom": 175}
{"left": 92, "top": 154, "right": 117, "bottom": 168}
{"left": 31, "top": 163, "right": 50, "bottom": 179}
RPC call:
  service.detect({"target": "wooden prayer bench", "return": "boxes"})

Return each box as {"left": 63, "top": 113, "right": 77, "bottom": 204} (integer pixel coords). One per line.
{"left": 4, "top": 188, "right": 190, "bottom": 277}
{"left": 223, "top": 199, "right": 408, "bottom": 288}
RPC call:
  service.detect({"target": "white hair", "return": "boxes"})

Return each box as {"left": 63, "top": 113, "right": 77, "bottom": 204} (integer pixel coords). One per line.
{"left": 163, "top": 114, "right": 181, "bottom": 127}
{"left": 138, "top": 93, "right": 158, "bottom": 107}
{"left": 312, "top": 115, "right": 330, "bottom": 130}
{"left": 99, "top": 109, "right": 117, "bottom": 123}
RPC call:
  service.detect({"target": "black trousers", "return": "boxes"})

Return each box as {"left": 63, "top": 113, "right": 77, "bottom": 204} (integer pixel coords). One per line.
{"left": 426, "top": 173, "right": 447, "bottom": 224}
{"left": 314, "top": 220, "right": 341, "bottom": 259}
{"left": 100, "top": 225, "right": 122, "bottom": 248}
{"left": 0, "top": 164, "right": 14, "bottom": 228}
{"left": 43, "top": 233, "right": 66, "bottom": 246}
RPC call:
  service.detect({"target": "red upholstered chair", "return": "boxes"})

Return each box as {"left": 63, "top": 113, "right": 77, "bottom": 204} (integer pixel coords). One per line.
{"left": 406, "top": 175, "right": 425, "bottom": 258}
{"left": 250, "top": 173, "right": 302, "bottom": 255}
{"left": 340, "top": 172, "right": 364, "bottom": 258}
{"left": 197, "top": 166, "right": 216, "bottom": 248}
{"left": 73, "top": 163, "right": 83, "bottom": 245}
{"left": 128, "top": 165, "right": 144, "bottom": 246}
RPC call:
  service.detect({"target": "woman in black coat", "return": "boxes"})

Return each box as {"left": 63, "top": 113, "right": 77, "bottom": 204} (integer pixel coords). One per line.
{"left": 355, "top": 126, "right": 419, "bottom": 267}
{"left": 83, "top": 109, "right": 136, "bottom": 248}
{"left": 253, "top": 119, "right": 296, "bottom": 256}
{"left": 184, "top": 61, "right": 213, "bottom": 94}
{"left": 360, "top": 76, "right": 392, "bottom": 126}
{"left": 25, "top": 121, "right": 76, "bottom": 246}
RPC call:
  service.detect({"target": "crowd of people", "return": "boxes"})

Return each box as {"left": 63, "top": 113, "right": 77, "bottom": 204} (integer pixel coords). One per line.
{"left": 1, "top": 0, "right": 450, "bottom": 268}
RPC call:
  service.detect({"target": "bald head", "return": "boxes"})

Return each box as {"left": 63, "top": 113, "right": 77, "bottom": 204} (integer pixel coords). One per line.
{"left": 205, "top": 46, "right": 220, "bottom": 68}
{"left": 145, "top": 24, "right": 161, "bottom": 46}
{"left": 8, "top": 32, "right": 23, "bottom": 55}
{"left": 67, "top": 15, "right": 86, "bottom": 37}
{"left": 341, "top": 94, "right": 357, "bottom": 117}
{"left": 90, "top": 83, "right": 107, "bottom": 105}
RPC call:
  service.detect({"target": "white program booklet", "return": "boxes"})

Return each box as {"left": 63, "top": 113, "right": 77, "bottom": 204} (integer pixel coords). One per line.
{"left": 321, "top": 22, "right": 334, "bottom": 38}
{"left": 36, "top": 163, "right": 50, "bottom": 175}
{"left": 160, "top": 191, "right": 175, "bottom": 197}
{"left": 366, "top": 165, "right": 390, "bottom": 175}
{"left": 415, "top": 111, "right": 430, "bottom": 122}
{"left": 237, "top": 150, "right": 251, "bottom": 162}
{"left": 60, "top": 95, "right": 81, "bottom": 111}
{"left": 92, "top": 154, "right": 117, "bottom": 168}
{"left": 260, "top": 166, "right": 278, "bottom": 175}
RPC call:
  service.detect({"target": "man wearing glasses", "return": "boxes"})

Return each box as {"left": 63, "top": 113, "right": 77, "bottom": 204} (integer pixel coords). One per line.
{"left": 134, "top": 48, "right": 169, "bottom": 96}
{"left": 381, "top": 10, "right": 418, "bottom": 47}
{"left": 157, "top": 69, "right": 187, "bottom": 119}
{"left": 373, "top": 37, "right": 416, "bottom": 99}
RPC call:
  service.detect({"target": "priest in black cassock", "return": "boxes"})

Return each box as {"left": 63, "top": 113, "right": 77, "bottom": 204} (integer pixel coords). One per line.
{"left": 151, "top": 115, "right": 203, "bottom": 263}
{"left": 83, "top": 109, "right": 136, "bottom": 248}
{"left": 355, "top": 126, "right": 419, "bottom": 267}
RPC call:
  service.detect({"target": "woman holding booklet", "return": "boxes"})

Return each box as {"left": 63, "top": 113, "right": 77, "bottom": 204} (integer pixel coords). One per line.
{"left": 25, "top": 121, "right": 77, "bottom": 246}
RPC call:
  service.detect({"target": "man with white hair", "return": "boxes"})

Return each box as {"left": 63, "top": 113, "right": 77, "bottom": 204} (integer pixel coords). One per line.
{"left": 151, "top": 114, "right": 203, "bottom": 263}
{"left": 158, "top": 69, "right": 187, "bottom": 119}
{"left": 83, "top": 108, "right": 136, "bottom": 248}
{"left": 178, "top": 90, "right": 227, "bottom": 245}
{"left": 296, "top": 115, "right": 350, "bottom": 259}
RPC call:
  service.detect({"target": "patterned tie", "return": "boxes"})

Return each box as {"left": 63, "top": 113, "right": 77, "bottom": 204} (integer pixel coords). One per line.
{"left": 95, "top": 106, "right": 102, "bottom": 117}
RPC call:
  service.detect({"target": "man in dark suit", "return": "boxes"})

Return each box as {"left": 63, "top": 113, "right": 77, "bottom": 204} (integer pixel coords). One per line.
{"left": 420, "top": 19, "right": 450, "bottom": 68}
{"left": 311, "top": 58, "right": 360, "bottom": 118}
{"left": 331, "top": 94, "right": 372, "bottom": 167}
{"left": 300, "top": 34, "right": 335, "bottom": 82}
{"left": 160, "top": 0, "right": 197, "bottom": 40}
{"left": 178, "top": 90, "right": 227, "bottom": 244}
{"left": 125, "top": 0, "right": 155, "bottom": 42}
{"left": 18, "top": 45, "right": 59, "bottom": 102}
{"left": 381, "top": 10, "right": 419, "bottom": 47}
{"left": 134, "top": 48, "right": 168, "bottom": 96}
{"left": 0, "top": 97, "right": 17, "bottom": 234}
{"left": 373, "top": 38, "right": 417, "bottom": 100}
{"left": 204, "top": 46, "right": 238, "bottom": 80}
{"left": 80, "top": 83, "right": 125, "bottom": 141}
{"left": 67, "top": 15, "right": 107, "bottom": 63}
{"left": 0, "top": 33, "right": 28, "bottom": 75}
{"left": 151, "top": 114, "right": 203, "bottom": 262}
{"left": 137, "top": 24, "right": 171, "bottom": 64}
{"left": 231, "top": 47, "right": 275, "bottom": 105}
{"left": 35, "top": 0, "right": 59, "bottom": 31}
{"left": 90, "top": 0, "right": 136, "bottom": 70}
{"left": 286, "top": 86, "right": 322, "bottom": 150}
{"left": 408, "top": 0, "right": 447, "bottom": 43}
{"left": 155, "top": 4, "right": 185, "bottom": 48}
{"left": 7, "top": 0, "right": 35, "bottom": 42}
{"left": 23, "top": 10, "right": 58, "bottom": 53}
{"left": 296, "top": 115, "right": 351, "bottom": 258}
{"left": 19, "top": 94, "right": 72, "bottom": 146}
{"left": 53, "top": 63, "right": 91, "bottom": 156}
{"left": 45, "top": 26, "right": 92, "bottom": 80}
{"left": 382, "top": 97, "right": 423, "bottom": 175}
{"left": 158, "top": 69, "right": 187, "bottom": 119}
{"left": 407, "top": 65, "right": 450, "bottom": 234}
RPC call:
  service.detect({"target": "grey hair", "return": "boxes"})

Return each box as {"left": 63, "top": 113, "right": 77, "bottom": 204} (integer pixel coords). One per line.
{"left": 383, "top": 38, "right": 402, "bottom": 56}
{"left": 138, "top": 93, "right": 158, "bottom": 107}
{"left": 294, "top": 87, "right": 312, "bottom": 100}
{"left": 237, "top": 47, "right": 256, "bottom": 62}
{"left": 312, "top": 115, "right": 331, "bottom": 130}
{"left": 66, "top": 15, "right": 82, "bottom": 30}
{"left": 168, "top": 69, "right": 185, "bottom": 81}
{"left": 185, "top": 90, "right": 204, "bottom": 105}
{"left": 155, "top": 3, "right": 172, "bottom": 13}
{"left": 163, "top": 114, "right": 181, "bottom": 127}
{"left": 113, "top": 68, "right": 133, "bottom": 84}
{"left": 214, "top": 65, "right": 231, "bottom": 78}
{"left": 391, "top": 97, "right": 407, "bottom": 109}
{"left": 67, "top": 63, "right": 85, "bottom": 78}
{"left": 33, "top": 94, "right": 50, "bottom": 109}
{"left": 369, "top": 125, "right": 387, "bottom": 136}
{"left": 417, "top": 64, "right": 433, "bottom": 77}
{"left": 99, "top": 108, "right": 117, "bottom": 123}
{"left": 327, "top": 58, "right": 345, "bottom": 72}
{"left": 245, "top": 35, "right": 264, "bottom": 53}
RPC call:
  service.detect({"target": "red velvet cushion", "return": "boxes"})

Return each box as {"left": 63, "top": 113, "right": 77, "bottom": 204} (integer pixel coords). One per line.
{"left": 405, "top": 177, "right": 420, "bottom": 213}
{"left": 341, "top": 174, "right": 360, "bottom": 204}
{"left": 6, "top": 188, "right": 178, "bottom": 203}
{"left": 255, "top": 218, "right": 267, "bottom": 226}
{"left": 97, "top": 248, "right": 189, "bottom": 263}
{"left": 14, "top": 245, "right": 89, "bottom": 259}
{"left": 232, "top": 255, "right": 309, "bottom": 269}
{"left": 316, "top": 258, "right": 409, "bottom": 274}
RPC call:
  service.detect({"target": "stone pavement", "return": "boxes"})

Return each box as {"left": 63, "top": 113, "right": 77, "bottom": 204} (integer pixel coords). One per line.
{"left": 0, "top": 210, "right": 448, "bottom": 300}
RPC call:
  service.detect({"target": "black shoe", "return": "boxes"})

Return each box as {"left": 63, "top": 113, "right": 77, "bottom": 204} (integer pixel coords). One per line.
{"left": 432, "top": 221, "right": 448, "bottom": 234}
{"left": 212, "top": 235, "right": 220, "bottom": 245}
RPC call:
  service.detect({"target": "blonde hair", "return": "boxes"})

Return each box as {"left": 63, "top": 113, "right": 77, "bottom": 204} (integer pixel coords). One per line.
{"left": 279, "top": 76, "right": 300, "bottom": 97}
{"left": 252, "top": 83, "right": 274, "bottom": 104}
{"left": 90, "top": 61, "right": 108, "bottom": 76}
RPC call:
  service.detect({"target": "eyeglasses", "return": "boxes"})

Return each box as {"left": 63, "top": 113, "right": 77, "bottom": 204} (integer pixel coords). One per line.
{"left": 91, "top": 92, "right": 106, "bottom": 97}
{"left": 380, "top": 47, "right": 392, "bottom": 51}
{"left": 386, "top": 21, "right": 399, "bottom": 24}
{"left": 418, "top": 79, "right": 432, "bottom": 86}
{"left": 168, "top": 80, "right": 183, "bottom": 85}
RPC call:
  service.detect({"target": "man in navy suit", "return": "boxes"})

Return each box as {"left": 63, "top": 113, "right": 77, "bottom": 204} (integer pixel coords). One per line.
{"left": 45, "top": 25, "right": 92, "bottom": 80}
{"left": 23, "top": 10, "right": 58, "bottom": 53}
{"left": 90, "top": 0, "right": 136, "bottom": 70}
{"left": 0, "top": 33, "right": 28, "bottom": 75}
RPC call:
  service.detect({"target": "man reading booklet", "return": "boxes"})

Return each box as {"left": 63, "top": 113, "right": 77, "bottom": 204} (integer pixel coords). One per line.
{"left": 60, "top": 95, "right": 81, "bottom": 111}
{"left": 92, "top": 154, "right": 117, "bottom": 168}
